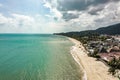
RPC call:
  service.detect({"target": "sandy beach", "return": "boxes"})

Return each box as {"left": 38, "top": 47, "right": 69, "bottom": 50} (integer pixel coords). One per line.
{"left": 69, "top": 37, "right": 118, "bottom": 80}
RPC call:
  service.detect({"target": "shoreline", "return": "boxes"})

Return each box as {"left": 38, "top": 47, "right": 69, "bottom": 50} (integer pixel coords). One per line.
{"left": 68, "top": 37, "right": 118, "bottom": 80}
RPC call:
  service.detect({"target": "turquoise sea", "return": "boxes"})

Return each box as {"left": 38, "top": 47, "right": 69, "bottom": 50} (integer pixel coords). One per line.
{"left": 0, "top": 34, "right": 82, "bottom": 80}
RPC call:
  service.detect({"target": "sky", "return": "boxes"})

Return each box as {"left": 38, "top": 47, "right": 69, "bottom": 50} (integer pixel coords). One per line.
{"left": 0, "top": 0, "right": 120, "bottom": 33}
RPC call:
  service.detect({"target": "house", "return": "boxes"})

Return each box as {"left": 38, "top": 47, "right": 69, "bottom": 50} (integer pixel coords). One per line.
{"left": 99, "top": 52, "right": 120, "bottom": 62}
{"left": 110, "top": 46, "right": 120, "bottom": 52}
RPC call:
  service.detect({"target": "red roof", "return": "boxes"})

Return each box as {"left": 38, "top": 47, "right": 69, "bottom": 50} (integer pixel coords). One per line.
{"left": 99, "top": 52, "right": 120, "bottom": 61}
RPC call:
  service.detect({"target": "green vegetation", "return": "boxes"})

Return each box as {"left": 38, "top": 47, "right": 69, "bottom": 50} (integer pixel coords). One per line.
{"left": 108, "top": 58, "right": 120, "bottom": 76}
{"left": 91, "top": 49, "right": 100, "bottom": 58}
{"left": 54, "top": 31, "right": 100, "bottom": 44}
{"left": 96, "top": 23, "right": 120, "bottom": 35}
{"left": 54, "top": 23, "right": 120, "bottom": 37}
{"left": 54, "top": 23, "right": 120, "bottom": 77}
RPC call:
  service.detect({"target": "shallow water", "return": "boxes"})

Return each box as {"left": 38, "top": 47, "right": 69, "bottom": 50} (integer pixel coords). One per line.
{"left": 0, "top": 34, "right": 82, "bottom": 80}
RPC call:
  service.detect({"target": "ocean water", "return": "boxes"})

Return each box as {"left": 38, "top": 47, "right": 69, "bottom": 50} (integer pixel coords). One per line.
{"left": 0, "top": 34, "right": 82, "bottom": 80}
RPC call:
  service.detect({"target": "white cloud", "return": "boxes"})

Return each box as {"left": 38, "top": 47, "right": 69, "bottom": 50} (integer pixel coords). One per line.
{"left": 0, "top": 3, "right": 3, "bottom": 7}
{"left": 0, "top": 13, "right": 35, "bottom": 33}
{"left": 1, "top": 0, "right": 120, "bottom": 33}
{"left": 43, "top": 0, "right": 62, "bottom": 20}
{"left": 11, "top": 13, "right": 35, "bottom": 27}
{"left": 0, "top": 13, "right": 64, "bottom": 33}
{"left": 43, "top": 0, "right": 120, "bottom": 32}
{"left": 70, "top": 1, "right": 120, "bottom": 30}
{"left": 0, "top": 14, "right": 9, "bottom": 24}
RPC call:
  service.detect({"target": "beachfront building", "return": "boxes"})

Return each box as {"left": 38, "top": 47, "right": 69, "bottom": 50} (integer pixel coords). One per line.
{"left": 86, "top": 35, "right": 120, "bottom": 62}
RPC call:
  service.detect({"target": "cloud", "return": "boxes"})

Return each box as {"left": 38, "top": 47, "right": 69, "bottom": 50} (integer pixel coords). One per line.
{"left": 62, "top": 12, "right": 79, "bottom": 21}
{"left": 0, "top": 13, "right": 36, "bottom": 33}
{"left": 87, "top": 4, "right": 105, "bottom": 15}
{"left": 0, "top": 13, "right": 34, "bottom": 27}
{"left": 11, "top": 13, "right": 34, "bottom": 27}
{"left": 43, "top": 0, "right": 120, "bottom": 31}
{"left": 0, "top": 13, "right": 64, "bottom": 33}
{"left": 0, "top": 0, "right": 120, "bottom": 33}
{"left": 45, "top": 0, "right": 119, "bottom": 12}
{"left": 43, "top": 0, "right": 62, "bottom": 20}
{"left": 0, "top": 3, "right": 3, "bottom": 7}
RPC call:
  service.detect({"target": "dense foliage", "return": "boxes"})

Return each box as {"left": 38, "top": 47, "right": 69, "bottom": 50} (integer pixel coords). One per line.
{"left": 108, "top": 58, "right": 120, "bottom": 77}
{"left": 54, "top": 23, "right": 120, "bottom": 37}
{"left": 54, "top": 31, "right": 100, "bottom": 44}
{"left": 96, "top": 23, "right": 120, "bottom": 35}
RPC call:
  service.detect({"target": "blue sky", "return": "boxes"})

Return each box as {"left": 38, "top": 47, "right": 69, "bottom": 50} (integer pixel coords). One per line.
{"left": 0, "top": 0, "right": 120, "bottom": 33}
{"left": 0, "top": 0, "right": 48, "bottom": 15}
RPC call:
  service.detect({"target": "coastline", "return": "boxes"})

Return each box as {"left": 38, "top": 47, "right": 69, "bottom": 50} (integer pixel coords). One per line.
{"left": 68, "top": 37, "right": 118, "bottom": 80}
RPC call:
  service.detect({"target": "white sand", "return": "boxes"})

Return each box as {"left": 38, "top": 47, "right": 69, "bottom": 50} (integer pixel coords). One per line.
{"left": 69, "top": 37, "right": 118, "bottom": 80}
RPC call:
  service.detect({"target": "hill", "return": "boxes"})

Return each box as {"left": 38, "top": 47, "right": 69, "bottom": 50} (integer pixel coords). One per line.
{"left": 95, "top": 23, "right": 120, "bottom": 35}
{"left": 54, "top": 23, "right": 120, "bottom": 36}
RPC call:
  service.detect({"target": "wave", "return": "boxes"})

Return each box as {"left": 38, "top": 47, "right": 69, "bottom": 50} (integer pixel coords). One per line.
{"left": 70, "top": 46, "right": 87, "bottom": 80}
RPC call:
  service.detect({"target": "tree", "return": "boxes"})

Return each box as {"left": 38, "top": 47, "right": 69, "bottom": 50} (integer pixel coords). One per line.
{"left": 108, "top": 57, "right": 120, "bottom": 75}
